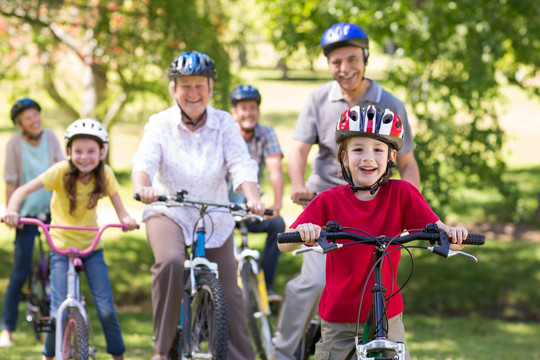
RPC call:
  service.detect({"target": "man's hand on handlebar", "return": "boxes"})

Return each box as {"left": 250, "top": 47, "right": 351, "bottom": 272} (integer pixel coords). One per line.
{"left": 436, "top": 221, "right": 468, "bottom": 250}
{"left": 290, "top": 185, "right": 316, "bottom": 206}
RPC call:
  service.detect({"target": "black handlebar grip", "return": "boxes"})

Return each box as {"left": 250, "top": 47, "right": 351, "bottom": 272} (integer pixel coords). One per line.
{"left": 133, "top": 194, "right": 168, "bottom": 202}
{"left": 264, "top": 209, "right": 274, "bottom": 216}
{"left": 277, "top": 232, "right": 304, "bottom": 244}
{"left": 462, "top": 234, "right": 485, "bottom": 245}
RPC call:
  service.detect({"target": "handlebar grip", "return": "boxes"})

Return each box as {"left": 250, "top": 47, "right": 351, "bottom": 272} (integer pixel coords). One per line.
{"left": 133, "top": 194, "right": 167, "bottom": 202}
{"left": 264, "top": 209, "right": 274, "bottom": 216}
{"left": 462, "top": 233, "right": 485, "bottom": 245}
{"left": 277, "top": 232, "right": 304, "bottom": 244}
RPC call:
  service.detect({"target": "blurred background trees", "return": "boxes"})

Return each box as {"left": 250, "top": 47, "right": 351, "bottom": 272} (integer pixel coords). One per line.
{"left": 1, "top": 0, "right": 539, "bottom": 216}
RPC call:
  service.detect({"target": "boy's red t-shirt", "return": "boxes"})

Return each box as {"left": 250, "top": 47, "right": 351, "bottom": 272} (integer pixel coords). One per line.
{"left": 291, "top": 180, "right": 439, "bottom": 323}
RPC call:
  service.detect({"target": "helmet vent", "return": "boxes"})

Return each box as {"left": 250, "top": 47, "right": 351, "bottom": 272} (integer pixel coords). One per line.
{"left": 349, "top": 110, "right": 358, "bottom": 121}
{"left": 382, "top": 114, "right": 393, "bottom": 124}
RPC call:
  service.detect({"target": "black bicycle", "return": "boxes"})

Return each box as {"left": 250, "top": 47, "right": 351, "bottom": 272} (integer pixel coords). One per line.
{"left": 22, "top": 212, "right": 52, "bottom": 342}
{"left": 278, "top": 221, "right": 485, "bottom": 359}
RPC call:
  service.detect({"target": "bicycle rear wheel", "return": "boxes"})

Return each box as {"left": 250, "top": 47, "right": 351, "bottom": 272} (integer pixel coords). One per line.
{"left": 187, "top": 271, "right": 228, "bottom": 359}
{"left": 26, "top": 262, "right": 51, "bottom": 341}
{"left": 241, "top": 261, "right": 273, "bottom": 360}
{"left": 62, "top": 309, "right": 89, "bottom": 359}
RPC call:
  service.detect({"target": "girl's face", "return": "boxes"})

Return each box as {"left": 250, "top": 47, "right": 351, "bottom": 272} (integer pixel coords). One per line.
{"left": 342, "top": 137, "right": 396, "bottom": 189}
{"left": 68, "top": 137, "right": 105, "bottom": 175}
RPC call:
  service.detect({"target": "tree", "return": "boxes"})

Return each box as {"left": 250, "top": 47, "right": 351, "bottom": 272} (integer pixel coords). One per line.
{"left": 0, "top": 0, "right": 233, "bottom": 162}
{"left": 256, "top": 0, "right": 540, "bottom": 216}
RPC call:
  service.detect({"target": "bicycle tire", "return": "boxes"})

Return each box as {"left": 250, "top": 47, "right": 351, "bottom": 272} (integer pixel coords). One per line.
{"left": 241, "top": 261, "right": 273, "bottom": 360}
{"left": 168, "top": 325, "right": 183, "bottom": 360}
{"left": 294, "top": 316, "right": 320, "bottom": 360}
{"left": 62, "top": 309, "right": 89, "bottom": 360}
{"left": 187, "top": 271, "right": 228, "bottom": 360}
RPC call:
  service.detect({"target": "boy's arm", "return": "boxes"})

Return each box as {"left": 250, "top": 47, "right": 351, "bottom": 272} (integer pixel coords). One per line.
{"left": 109, "top": 193, "right": 138, "bottom": 230}
{"left": 4, "top": 178, "right": 45, "bottom": 227}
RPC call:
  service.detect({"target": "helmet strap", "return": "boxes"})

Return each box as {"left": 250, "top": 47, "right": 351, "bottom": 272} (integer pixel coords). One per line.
{"left": 179, "top": 106, "right": 207, "bottom": 128}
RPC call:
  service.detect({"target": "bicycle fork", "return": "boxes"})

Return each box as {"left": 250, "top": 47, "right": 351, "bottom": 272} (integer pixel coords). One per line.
{"left": 55, "top": 257, "right": 87, "bottom": 360}
{"left": 356, "top": 245, "right": 407, "bottom": 360}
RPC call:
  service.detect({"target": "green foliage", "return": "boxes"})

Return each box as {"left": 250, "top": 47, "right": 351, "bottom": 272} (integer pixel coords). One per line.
{"left": 0, "top": 0, "right": 232, "bottom": 128}
{"left": 251, "top": 0, "right": 539, "bottom": 216}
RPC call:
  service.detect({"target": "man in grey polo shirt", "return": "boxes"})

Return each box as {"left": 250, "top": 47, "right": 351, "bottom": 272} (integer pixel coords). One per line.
{"left": 272, "top": 22, "right": 420, "bottom": 360}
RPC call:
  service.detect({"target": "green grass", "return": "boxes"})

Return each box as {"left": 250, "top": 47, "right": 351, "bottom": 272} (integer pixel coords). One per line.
{"left": 1, "top": 228, "right": 540, "bottom": 359}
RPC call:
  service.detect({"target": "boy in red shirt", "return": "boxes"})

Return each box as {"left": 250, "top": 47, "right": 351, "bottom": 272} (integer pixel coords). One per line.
{"left": 278, "top": 105, "right": 468, "bottom": 360}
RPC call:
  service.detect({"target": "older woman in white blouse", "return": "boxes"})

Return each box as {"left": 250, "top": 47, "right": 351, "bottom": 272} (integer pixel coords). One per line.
{"left": 132, "top": 51, "right": 262, "bottom": 360}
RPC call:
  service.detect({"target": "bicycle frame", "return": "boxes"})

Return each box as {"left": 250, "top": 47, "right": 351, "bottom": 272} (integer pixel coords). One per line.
{"left": 9, "top": 217, "right": 129, "bottom": 360}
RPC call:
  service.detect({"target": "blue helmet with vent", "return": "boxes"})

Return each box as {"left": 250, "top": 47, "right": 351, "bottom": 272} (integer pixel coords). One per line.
{"left": 320, "top": 23, "right": 369, "bottom": 60}
{"left": 169, "top": 51, "right": 216, "bottom": 80}
{"left": 229, "top": 85, "right": 262, "bottom": 106}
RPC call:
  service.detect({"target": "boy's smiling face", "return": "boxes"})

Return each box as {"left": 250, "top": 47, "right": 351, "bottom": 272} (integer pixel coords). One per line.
{"left": 342, "top": 136, "right": 396, "bottom": 189}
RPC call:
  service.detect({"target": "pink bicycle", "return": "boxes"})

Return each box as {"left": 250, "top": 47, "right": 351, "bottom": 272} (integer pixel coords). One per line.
{"left": 3, "top": 217, "right": 136, "bottom": 360}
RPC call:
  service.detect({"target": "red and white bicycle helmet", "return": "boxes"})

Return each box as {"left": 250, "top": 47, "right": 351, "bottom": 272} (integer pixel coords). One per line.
{"left": 336, "top": 105, "right": 404, "bottom": 150}
{"left": 64, "top": 118, "right": 109, "bottom": 155}
{"left": 336, "top": 105, "right": 404, "bottom": 194}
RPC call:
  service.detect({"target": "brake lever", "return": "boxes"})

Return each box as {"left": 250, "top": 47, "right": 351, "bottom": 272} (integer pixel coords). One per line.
{"left": 291, "top": 232, "right": 343, "bottom": 256}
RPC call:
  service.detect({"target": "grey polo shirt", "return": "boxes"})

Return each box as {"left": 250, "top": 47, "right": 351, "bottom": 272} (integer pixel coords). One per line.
{"left": 292, "top": 79, "right": 414, "bottom": 193}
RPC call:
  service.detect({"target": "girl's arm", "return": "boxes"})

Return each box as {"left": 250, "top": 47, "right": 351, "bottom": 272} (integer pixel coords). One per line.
{"left": 277, "top": 223, "right": 321, "bottom": 253}
{"left": 436, "top": 220, "right": 468, "bottom": 249}
{"left": 4, "top": 177, "right": 45, "bottom": 227}
{"left": 109, "top": 193, "right": 138, "bottom": 230}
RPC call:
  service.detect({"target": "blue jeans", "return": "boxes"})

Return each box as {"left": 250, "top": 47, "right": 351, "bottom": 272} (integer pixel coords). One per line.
{"left": 42, "top": 249, "right": 125, "bottom": 357}
{"left": 245, "top": 215, "right": 286, "bottom": 290}
{"left": 1, "top": 224, "right": 39, "bottom": 331}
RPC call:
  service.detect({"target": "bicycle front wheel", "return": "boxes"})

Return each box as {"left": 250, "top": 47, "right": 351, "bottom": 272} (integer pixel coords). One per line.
{"left": 188, "top": 271, "right": 228, "bottom": 359}
{"left": 241, "top": 261, "right": 273, "bottom": 360}
{"left": 62, "top": 309, "right": 89, "bottom": 360}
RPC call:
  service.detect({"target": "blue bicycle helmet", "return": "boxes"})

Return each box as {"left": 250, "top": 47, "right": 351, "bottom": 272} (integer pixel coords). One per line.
{"left": 10, "top": 98, "right": 41, "bottom": 123}
{"left": 169, "top": 51, "right": 216, "bottom": 80}
{"left": 320, "top": 23, "right": 369, "bottom": 60}
{"left": 229, "top": 85, "right": 262, "bottom": 106}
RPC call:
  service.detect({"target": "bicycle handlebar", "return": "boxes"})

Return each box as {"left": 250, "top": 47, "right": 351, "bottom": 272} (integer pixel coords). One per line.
{"left": 1, "top": 217, "right": 138, "bottom": 257}
{"left": 134, "top": 190, "right": 274, "bottom": 217}
{"left": 277, "top": 222, "right": 485, "bottom": 261}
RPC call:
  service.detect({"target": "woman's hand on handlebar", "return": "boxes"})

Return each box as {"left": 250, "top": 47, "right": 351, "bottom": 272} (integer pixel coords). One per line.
{"left": 246, "top": 198, "right": 266, "bottom": 215}
{"left": 135, "top": 186, "right": 159, "bottom": 204}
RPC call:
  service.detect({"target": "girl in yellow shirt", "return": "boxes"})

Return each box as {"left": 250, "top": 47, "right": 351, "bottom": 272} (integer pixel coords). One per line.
{"left": 4, "top": 119, "right": 137, "bottom": 360}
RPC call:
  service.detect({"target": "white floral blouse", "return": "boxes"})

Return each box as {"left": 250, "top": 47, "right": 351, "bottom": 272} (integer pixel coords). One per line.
{"left": 132, "top": 104, "right": 258, "bottom": 248}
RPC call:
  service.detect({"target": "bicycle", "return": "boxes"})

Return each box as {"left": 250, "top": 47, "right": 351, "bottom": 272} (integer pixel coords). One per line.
{"left": 3, "top": 216, "right": 134, "bottom": 360}
{"left": 20, "top": 212, "right": 52, "bottom": 342}
{"left": 278, "top": 221, "right": 485, "bottom": 360}
{"left": 232, "top": 209, "right": 275, "bottom": 360}
{"left": 136, "top": 190, "right": 249, "bottom": 360}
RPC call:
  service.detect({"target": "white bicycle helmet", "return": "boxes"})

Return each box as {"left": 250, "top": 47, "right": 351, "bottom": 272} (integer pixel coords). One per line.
{"left": 64, "top": 118, "right": 109, "bottom": 154}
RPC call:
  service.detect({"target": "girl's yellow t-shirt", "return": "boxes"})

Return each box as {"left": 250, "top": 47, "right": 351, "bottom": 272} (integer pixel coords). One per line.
{"left": 39, "top": 160, "right": 120, "bottom": 250}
